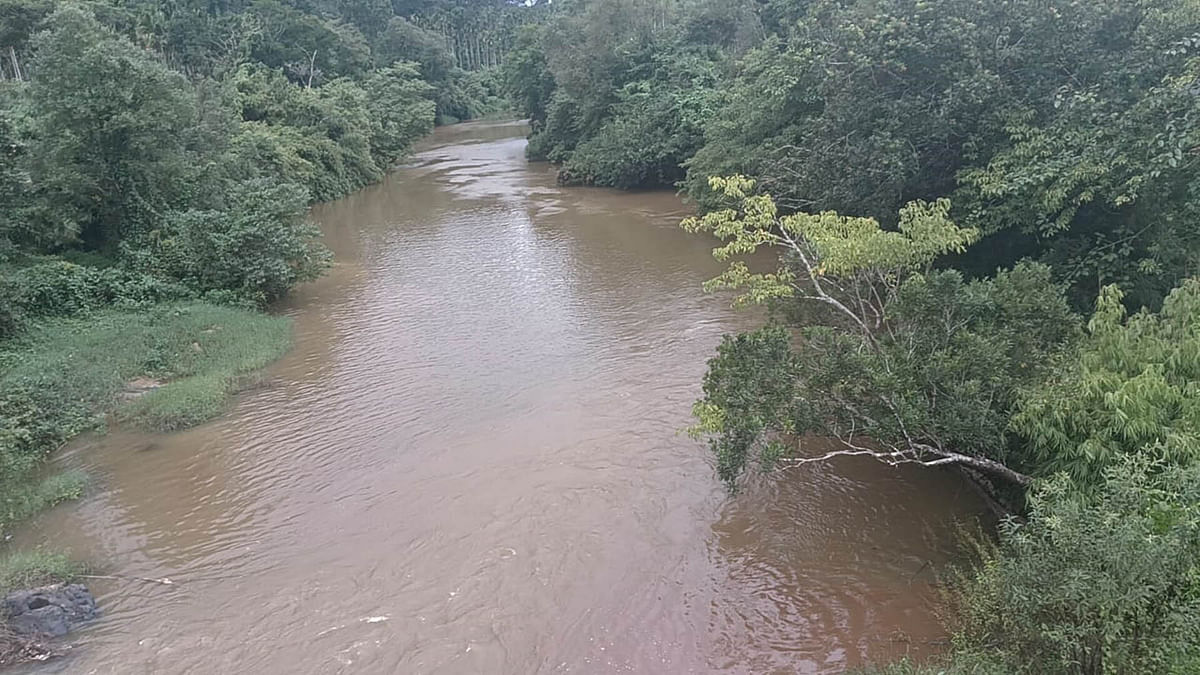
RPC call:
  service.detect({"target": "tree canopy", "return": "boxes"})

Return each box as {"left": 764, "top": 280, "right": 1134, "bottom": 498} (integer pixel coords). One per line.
{"left": 510, "top": 0, "right": 1200, "bottom": 308}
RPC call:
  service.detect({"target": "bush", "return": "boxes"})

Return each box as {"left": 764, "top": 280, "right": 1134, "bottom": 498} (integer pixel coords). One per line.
{"left": 1013, "top": 281, "right": 1200, "bottom": 484}
{"left": 364, "top": 63, "right": 436, "bottom": 166}
{"left": 0, "top": 277, "right": 19, "bottom": 339}
{"left": 151, "top": 180, "right": 330, "bottom": 305}
{"left": 7, "top": 261, "right": 105, "bottom": 317}
{"left": 3, "top": 260, "right": 194, "bottom": 320}
{"left": 948, "top": 459, "right": 1200, "bottom": 674}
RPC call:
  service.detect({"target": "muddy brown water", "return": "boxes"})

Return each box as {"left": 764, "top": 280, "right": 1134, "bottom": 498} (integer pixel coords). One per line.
{"left": 11, "top": 121, "right": 987, "bottom": 674}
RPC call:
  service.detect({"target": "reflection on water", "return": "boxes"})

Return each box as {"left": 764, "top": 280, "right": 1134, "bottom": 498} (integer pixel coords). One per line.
{"left": 12, "top": 121, "right": 986, "bottom": 674}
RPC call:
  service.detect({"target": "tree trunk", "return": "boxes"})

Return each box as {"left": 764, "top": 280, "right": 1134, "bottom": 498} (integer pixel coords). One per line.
{"left": 9, "top": 46, "right": 22, "bottom": 82}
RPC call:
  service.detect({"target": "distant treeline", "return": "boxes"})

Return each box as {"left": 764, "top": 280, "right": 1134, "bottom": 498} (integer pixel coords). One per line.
{"left": 506, "top": 0, "right": 1200, "bottom": 310}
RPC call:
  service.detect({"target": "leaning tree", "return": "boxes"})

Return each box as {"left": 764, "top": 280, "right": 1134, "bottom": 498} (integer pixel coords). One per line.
{"left": 683, "top": 176, "right": 1079, "bottom": 489}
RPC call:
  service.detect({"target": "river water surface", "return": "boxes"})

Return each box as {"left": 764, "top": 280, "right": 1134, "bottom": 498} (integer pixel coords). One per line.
{"left": 14, "top": 121, "right": 987, "bottom": 674}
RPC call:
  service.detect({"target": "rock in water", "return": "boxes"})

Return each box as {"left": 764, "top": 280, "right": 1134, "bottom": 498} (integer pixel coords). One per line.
{"left": 3, "top": 584, "right": 99, "bottom": 637}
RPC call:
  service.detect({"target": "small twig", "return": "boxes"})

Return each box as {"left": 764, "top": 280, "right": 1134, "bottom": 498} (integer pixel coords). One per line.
{"left": 77, "top": 574, "right": 175, "bottom": 586}
{"left": 908, "top": 559, "right": 931, "bottom": 583}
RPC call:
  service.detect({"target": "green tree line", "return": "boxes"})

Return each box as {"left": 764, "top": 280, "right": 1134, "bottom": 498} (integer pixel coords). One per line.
{"left": 507, "top": 0, "right": 1200, "bottom": 308}
{"left": 505, "top": 0, "right": 1200, "bottom": 672}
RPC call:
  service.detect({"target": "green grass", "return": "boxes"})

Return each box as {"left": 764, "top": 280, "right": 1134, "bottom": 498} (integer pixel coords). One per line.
{"left": 0, "top": 470, "right": 88, "bottom": 530}
{"left": 0, "top": 550, "right": 82, "bottom": 598}
{"left": 0, "top": 302, "right": 292, "bottom": 535}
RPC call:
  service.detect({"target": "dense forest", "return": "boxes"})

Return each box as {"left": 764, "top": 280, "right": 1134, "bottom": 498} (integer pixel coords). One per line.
{"left": 506, "top": 0, "right": 1200, "bottom": 672}
{"left": 2, "top": 0, "right": 1200, "bottom": 671}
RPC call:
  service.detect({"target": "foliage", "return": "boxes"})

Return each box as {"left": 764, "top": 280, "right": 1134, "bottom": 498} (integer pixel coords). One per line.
{"left": 511, "top": 0, "right": 1200, "bottom": 307}
{"left": 954, "top": 20, "right": 1200, "bottom": 308}
{"left": 685, "top": 178, "right": 1077, "bottom": 487}
{"left": 561, "top": 53, "right": 720, "bottom": 188}
{"left": 21, "top": 5, "right": 202, "bottom": 249}
{"left": 508, "top": 0, "right": 750, "bottom": 186}
{"left": 141, "top": 180, "right": 330, "bottom": 304}
{"left": 374, "top": 15, "right": 465, "bottom": 123}
{"left": 229, "top": 63, "right": 382, "bottom": 201}
{"left": 0, "top": 277, "right": 17, "bottom": 339}
{"left": 0, "top": 109, "right": 27, "bottom": 249}
{"left": 948, "top": 459, "right": 1200, "bottom": 674}
{"left": 247, "top": 0, "right": 372, "bottom": 84}
{"left": 503, "top": 23, "right": 555, "bottom": 126}
{"left": 4, "top": 260, "right": 191, "bottom": 318}
{"left": 1012, "top": 280, "right": 1200, "bottom": 484}
{"left": 364, "top": 63, "right": 437, "bottom": 165}
{"left": 376, "top": 16, "right": 456, "bottom": 83}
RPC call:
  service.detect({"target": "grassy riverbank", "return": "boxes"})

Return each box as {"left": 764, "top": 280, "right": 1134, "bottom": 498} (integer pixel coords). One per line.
{"left": 0, "top": 303, "right": 292, "bottom": 538}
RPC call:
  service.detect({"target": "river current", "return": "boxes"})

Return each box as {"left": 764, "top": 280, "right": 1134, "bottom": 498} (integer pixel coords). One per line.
{"left": 13, "top": 121, "right": 986, "bottom": 674}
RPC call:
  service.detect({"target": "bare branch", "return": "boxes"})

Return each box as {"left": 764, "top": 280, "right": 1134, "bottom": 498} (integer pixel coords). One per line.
{"left": 778, "top": 436, "right": 1033, "bottom": 486}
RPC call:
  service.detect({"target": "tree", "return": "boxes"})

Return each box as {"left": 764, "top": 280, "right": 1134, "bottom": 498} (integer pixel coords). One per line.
{"left": 23, "top": 5, "right": 201, "bottom": 249}
{"left": 0, "top": 106, "right": 25, "bottom": 248}
{"left": 148, "top": 179, "right": 329, "bottom": 304}
{"left": 375, "top": 16, "right": 455, "bottom": 83}
{"left": 363, "top": 62, "right": 436, "bottom": 167}
{"left": 684, "top": 176, "right": 1078, "bottom": 488}
{"left": 561, "top": 52, "right": 720, "bottom": 187}
{"left": 248, "top": 0, "right": 372, "bottom": 84}
{"left": 229, "top": 63, "right": 382, "bottom": 201}
{"left": 676, "top": 0, "right": 1200, "bottom": 307}
{"left": 503, "top": 23, "right": 555, "bottom": 126}
{"left": 1012, "top": 279, "right": 1200, "bottom": 484}
{"left": 955, "top": 38, "right": 1200, "bottom": 309}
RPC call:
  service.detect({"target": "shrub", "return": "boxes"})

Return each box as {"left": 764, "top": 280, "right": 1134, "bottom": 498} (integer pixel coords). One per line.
{"left": 949, "top": 459, "right": 1200, "bottom": 674}
{"left": 152, "top": 180, "right": 330, "bottom": 304}
{"left": 0, "top": 277, "right": 19, "bottom": 339}
{"left": 3, "top": 260, "right": 193, "bottom": 320}
{"left": 7, "top": 261, "right": 104, "bottom": 317}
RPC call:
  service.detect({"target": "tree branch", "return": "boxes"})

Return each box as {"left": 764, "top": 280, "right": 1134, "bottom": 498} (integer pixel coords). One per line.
{"left": 779, "top": 437, "right": 1033, "bottom": 486}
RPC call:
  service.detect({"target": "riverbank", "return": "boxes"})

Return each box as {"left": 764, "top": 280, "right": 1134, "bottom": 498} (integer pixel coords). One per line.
{"left": 0, "top": 302, "right": 291, "bottom": 590}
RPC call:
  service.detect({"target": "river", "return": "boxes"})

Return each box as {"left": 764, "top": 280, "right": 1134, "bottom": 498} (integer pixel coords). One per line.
{"left": 13, "top": 121, "right": 987, "bottom": 674}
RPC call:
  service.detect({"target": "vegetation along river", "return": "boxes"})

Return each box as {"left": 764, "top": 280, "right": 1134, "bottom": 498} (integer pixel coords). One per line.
{"left": 13, "top": 121, "right": 988, "bottom": 674}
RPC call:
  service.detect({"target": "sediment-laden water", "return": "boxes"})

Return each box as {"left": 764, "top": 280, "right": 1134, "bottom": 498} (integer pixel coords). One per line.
{"left": 13, "top": 121, "right": 986, "bottom": 674}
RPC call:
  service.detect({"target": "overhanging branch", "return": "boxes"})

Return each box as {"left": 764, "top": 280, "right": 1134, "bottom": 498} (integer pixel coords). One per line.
{"left": 779, "top": 437, "right": 1033, "bottom": 486}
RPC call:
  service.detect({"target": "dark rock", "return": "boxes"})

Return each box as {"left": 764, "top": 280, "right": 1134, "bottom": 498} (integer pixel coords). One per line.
{"left": 3, "top": 584, "right": 99, "bottom": 638}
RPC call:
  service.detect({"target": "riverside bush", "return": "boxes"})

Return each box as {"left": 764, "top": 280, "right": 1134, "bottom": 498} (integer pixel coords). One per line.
{"left": 948, "top": 459, "right": 1200, "bottom": 674}
{"left": 5, "top": 261, "right": 193, "bottom": 318}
